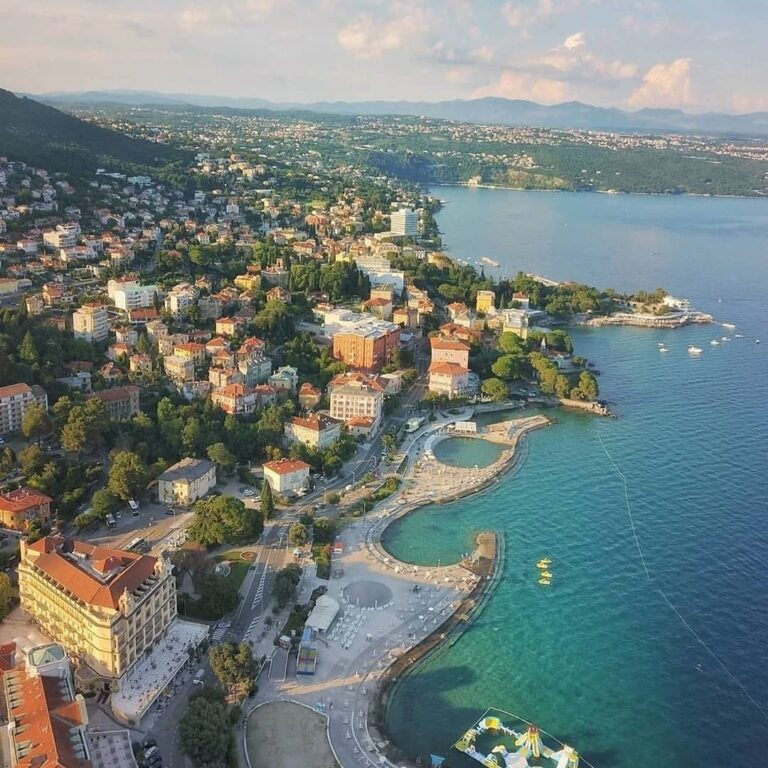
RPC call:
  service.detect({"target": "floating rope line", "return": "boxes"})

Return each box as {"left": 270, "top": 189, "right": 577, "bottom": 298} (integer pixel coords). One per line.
{"left": 657, "top": 588, "right": 768, "bottom": 722}
{"left": 592, "top": 426, "right": 768, "bottom": 722}
{"left": 593, "top": 427, "right": 650, "bottom": 580}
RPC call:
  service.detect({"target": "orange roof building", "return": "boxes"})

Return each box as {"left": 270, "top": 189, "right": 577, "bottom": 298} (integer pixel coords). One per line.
{"left": 0, "top": 643, "right": 91, "bottom": 768}
{"left": 0, "top": 487, "right": 52, "bottom": 532}
{"left": 263, "top": 458, "right": 311, "bottom": 495}
{"left": 18, "top": 536, "right": 176, "bottom": 689}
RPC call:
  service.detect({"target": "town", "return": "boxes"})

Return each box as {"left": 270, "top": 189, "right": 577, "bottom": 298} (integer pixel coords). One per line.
{"left": 0, "top": 111, "right": 608, "bottom": 768}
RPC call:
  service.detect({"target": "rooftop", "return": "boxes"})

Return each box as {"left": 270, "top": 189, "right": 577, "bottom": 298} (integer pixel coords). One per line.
{"left": 0, "top": 487, "right": 52, "bottom": 513}
{"left": 263, "top": 458, "right": 311, "bottom": 476}
{"left": 25, "top": 536, "right": 159, "bottom": 611}
{"left": 158, "top": 457, "right": 215, "bottom": 484}
{"left": 289, "top": 413, "right": 341, "bottom": 432}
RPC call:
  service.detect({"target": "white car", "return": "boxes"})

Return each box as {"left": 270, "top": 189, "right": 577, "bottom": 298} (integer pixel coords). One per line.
{"left": 243, "top": 489, "right": 255, "bottom": 497}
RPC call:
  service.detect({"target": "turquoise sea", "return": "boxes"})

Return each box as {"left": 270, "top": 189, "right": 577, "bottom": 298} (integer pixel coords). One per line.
{"left": 383, "top": 188, "right": 768, "bottom": 767}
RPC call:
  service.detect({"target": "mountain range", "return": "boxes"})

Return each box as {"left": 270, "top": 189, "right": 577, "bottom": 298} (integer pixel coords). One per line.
{"left": 31, "top": 89, "right": 768, "bottom": 136}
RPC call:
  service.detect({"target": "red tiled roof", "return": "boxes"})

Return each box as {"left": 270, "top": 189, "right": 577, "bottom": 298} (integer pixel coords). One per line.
{"left": 87, "top": 386, "right": 140, "bottom": 404}
{"left": 430, "top": 338, "right": 470, "bottom": 351}
{"left": 0, "top": 487, "right": 52, "bottom": 513}
{"left": 263, "top": 458, "right": 311, "bottom": 475}
{"left": 0, "top": 383, "right": 33, "bottom": 398}
{"left": 428, "top": 362, "right": 469, "bottom": 375}
{"left": 1, "top": 660, "right": 91, "bottom": 768}
{"left": 289, "top": 414, "right": 341, "bottom": 432}
{"left": 26, "top": 536, "right": 158, "bottom": 610}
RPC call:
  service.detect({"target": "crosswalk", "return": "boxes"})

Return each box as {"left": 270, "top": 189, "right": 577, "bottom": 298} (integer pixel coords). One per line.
{"left": 244, "top": 616, "right": 260, "bottom": 640}
{"left": 210, "top": 620, "right": 230, "bottom": 643}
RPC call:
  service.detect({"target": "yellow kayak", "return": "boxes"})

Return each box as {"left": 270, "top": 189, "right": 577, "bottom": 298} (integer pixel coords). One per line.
{"left": 540, "top": 571, "right": 553, "bottom": 579}
{"left": 538, "top": 578, "right": 551, "bottom": 586}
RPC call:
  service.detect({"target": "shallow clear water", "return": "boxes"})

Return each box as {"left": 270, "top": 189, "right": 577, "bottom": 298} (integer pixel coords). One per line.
{"left": 384, "top": 188, "right": 768, "bottom": 767}
{"left": 432, "top": 437, "right": 505, "bottom": 468}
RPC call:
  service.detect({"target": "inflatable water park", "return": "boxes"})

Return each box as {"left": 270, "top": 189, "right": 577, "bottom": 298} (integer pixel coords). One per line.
{"left": 452, "top": 709, "right": 586, "bottom": 768}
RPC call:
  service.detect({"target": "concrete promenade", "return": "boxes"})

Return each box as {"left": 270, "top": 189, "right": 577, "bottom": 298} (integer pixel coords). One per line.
{"left": 244, "top": 410, "right": 550, "bottom": 768}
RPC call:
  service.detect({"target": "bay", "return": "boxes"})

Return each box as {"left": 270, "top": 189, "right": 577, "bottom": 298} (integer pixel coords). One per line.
{"left": 383, "top": 187, "right": 768, "bottom": 767}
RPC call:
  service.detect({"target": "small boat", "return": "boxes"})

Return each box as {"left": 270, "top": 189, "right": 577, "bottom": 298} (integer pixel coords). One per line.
{"left": 735, "top": 334, "right": 743, "bottom": 338}
{"left": 659, "top": 346, "right": 669, "bottom": 353}
{"left": 688, "top": 345, "right": 703, "bottom": 355}
{"left": 538, "top": 578, "right": 551, "bottom": 586}
{"left": 723, "top": 323, "right": 736, "bottom": 329}
{"left": 540, "top": 571, "right": 553, "bottom": 579}
{"left": 757, "top": 339, "right": 761, "bottom": 344}
{"left": 710, "top": 339, "right": 720, "bottom": 346}
{"left": 657, "top": 342, "right": 664, "bottom": 347}
{"left": 722, "top": 336, "right": 730, "bottom": 342}
{"left": 536, "top": 558, "right": 552, "bottom": 568}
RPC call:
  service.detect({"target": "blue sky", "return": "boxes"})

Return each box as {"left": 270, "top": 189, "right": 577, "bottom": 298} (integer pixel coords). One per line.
{"left": 3, "top": 0, "right": 767, "bottom": 112}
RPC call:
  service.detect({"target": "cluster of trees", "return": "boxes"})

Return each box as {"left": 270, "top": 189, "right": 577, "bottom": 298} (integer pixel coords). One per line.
{"left": 272, "top": 563, "right": 302, "bottom": 608}
{"left": 528, "top": 353, "right": 599, "bottom": 400}
{"left": 288, "top": 260, "right": 370, "bottom": 301}
{"left": 209, "top": 642, "right": 257, "bottom": 690}
{"left": 281, "top": 332, "right": 345, "bottom": 389}
{"left": 179, "top": 687, "right": 238, "bottom": 768}
{"left": 188, "top": 495, "right": 263, "bottom": 548}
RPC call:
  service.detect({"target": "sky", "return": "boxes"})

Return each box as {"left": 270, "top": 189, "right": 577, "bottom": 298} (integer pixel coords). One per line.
{"left": 2, "top": 0, "right": 768, "bottom": 113}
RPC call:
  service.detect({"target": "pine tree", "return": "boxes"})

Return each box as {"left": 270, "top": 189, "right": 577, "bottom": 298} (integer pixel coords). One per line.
{"left": 260, "top": 480, "right": 275, "bottom": 520}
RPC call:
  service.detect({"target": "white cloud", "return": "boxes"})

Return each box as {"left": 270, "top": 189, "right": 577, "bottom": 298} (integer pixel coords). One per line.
{"left": 535, "top": 33, "right": 637, "bottom": 80}
{"left": 628, "top": 58, "right": 692, "bottom": 108}
{"left": 502, "top": 0, "right": 557, "bottom": 29}
{"left": 337, "top": 7, "right": 429, "bottom": 60}
{"left": 473, "top": 71, "right": 568, "bottom": 103}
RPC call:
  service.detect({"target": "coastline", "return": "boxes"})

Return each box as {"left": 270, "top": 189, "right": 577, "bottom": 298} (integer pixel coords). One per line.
{"left": 361, "top": 414, "right": 550, "bottom": 767}
{"left": 439, "top": 180, "right": 768, "bottom": 200}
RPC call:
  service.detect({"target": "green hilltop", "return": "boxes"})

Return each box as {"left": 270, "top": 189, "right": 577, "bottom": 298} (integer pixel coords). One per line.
{"left": 0, "top": 88, "right": 187, "bottom": 175}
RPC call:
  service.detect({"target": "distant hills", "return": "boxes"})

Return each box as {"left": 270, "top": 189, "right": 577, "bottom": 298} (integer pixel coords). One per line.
{"left": 0, "top": 89, "right": 186, "bottom": 174}
{"left": 32, "top": 89, "right": 768, "bottom": 136}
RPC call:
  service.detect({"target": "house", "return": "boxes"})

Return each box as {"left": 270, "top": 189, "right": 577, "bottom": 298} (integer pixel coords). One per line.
{"left": 87, "top": 386, "right": 141, "bottom": 420}
{"left": 428, "top": 362, "right": 478, "bottom": 399}
{"left": 210, "top": 384, "right": 258, "bottom": 415}
{"left": 284, "top": 413, "right": 342, "bottom": 450}
{"left": 0, "top": 383, "right": 48, "bottom": 435}
{"left": 172, "top": 342, "right": 206, "bottom": 368}
{"left": 99, "top": 363, "right": 123, "bottom": 385}
{"left": 0, "top": 487, "right": 52, "bottom": 531}
{"left": 266, "top": 286, "right": 291, "bottom": 304}
{"left": 158, "top": 458, "right": 217, "bottom": 506}
{"left": 430, "top": 337, "right": 470, "bottom": 368}
{"left": 393, "top": 306, "right": 419, "bottom": 329}
{"left": 475, "top": 290, "right": 495, "bottom": 314}
{"left": 163, "top": 355, "right": 195, "bottom": 384}
{"left": 205, "top": 336, "right": 229, "bottom": 357}
{"left": 329, "top": 372, "right": 385, "bottom": 433}
{"left": 269, "top": 365, "right": 298, "bottom": 393}
{"left": 209, "top": 366, "right": 244, "bottom": 388}
{"left": 263, "top": 458, "right": 310, "bottom": 495}
{"left": 129, "top": 353, "right": 153, "bottom": 376}
{"left": 446, "top": 302, "right": 468, "bottom": 320}
{"left": 215, "top": 317, "right": 245, "bottom": 337}
{"left": 361, "top": 296, "right": 393, "bottom": 320}
{"left": 298, "top": 382, "right": 322, "bottom": 409}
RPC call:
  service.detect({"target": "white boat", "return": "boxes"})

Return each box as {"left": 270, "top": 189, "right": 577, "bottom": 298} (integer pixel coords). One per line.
{"left": 659, "top": 346, "right": 669, "bottom": 353}
{"left": 722, "top": 336, "right": 731, "bottom": 342}
{"left": 757, "top": 339, "right": 761, "bottom": 344}
{"left": 723, "top": 323, "right": 737, "bottom": 329}
{"left": 657, "top": 342, "right": 664, "bottom": 347}
{"left": 710, "top": 339, "right": 720, "bottom": 346}
{"left": 735, "top": 334, "right": 743, "bottom": 338}
{"left": 688, "top": 345, "right": 703, "bottom": 355}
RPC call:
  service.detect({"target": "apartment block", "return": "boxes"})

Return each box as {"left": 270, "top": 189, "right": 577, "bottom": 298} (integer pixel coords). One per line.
{"left": 0, "top": 383, "right": 48, "bottom": 435}
{"left": 72, "top": 303, "right": 109, "bottom": 343}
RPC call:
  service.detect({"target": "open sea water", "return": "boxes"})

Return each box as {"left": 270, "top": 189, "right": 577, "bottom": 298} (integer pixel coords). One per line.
{"left": 382, "top": 187, "right": 768, "bottom": 767}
